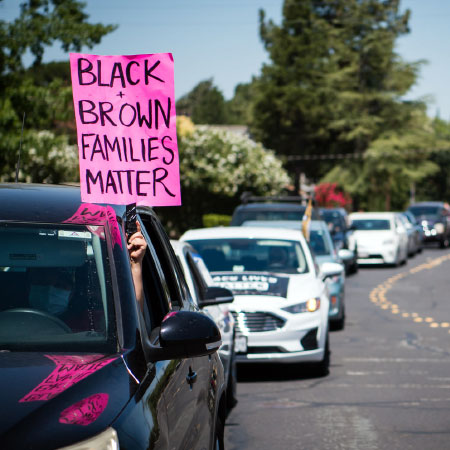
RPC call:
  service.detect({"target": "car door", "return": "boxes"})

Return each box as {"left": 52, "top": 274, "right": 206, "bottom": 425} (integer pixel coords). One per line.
{"left": 138, "top": 212, "right": 215, "bottom": 450}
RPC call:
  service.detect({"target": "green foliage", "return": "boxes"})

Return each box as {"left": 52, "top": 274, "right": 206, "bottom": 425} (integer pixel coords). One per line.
{"left": 0, "top": 0, "right": 116, "bottom": 183}
{"left": 202, "top": 214, "right": 231, "bottom": 228}
{"left": 176, "top": 79, "right": 227, "bottom": 124}
{"left": 156, "top": 126, "right": 291, "bottom": 235}
{"left": 250, "top": 0, "right": 424, "bottom": 181}
{"left": 322, "top": 111, "right": 440, "bottom": 210}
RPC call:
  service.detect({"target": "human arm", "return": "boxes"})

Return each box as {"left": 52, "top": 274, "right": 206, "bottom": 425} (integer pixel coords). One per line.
{"left": 127, "top": 221, "right": 147, "bottom": 312}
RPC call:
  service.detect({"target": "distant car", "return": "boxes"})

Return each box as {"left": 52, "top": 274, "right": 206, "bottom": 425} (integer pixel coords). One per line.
{"left": 308, "top": 221, "right": 347, "bottom": 330}
{"left": 0, "top": 183, "right": 226, "bottom": 450}
{"left": 349, "top": 212, "right": 409, "bottom": 266}
{"left": 230, "top": 195, "right": 320, "bottom": 226}
{"left": 240, "top": 220, "right": 348, "bottom": 330}
{"left": 181, "top": 226, "right": 344, "bottom": 376}
{"left": 319, "top": 207, "right": 358, "bottom": 274}
{"left": 400, "top": 211, "right": 423, "bottom": 256}
{"left": 171, "top": 240, "right": 238, "bottom": 410}
{"left": 408, "top": 202, "right": 450, "bottom": 248}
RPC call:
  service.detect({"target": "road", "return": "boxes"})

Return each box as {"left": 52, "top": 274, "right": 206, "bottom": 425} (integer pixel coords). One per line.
{"left": 224, "top": 247, "right": 450, "bottom": 450}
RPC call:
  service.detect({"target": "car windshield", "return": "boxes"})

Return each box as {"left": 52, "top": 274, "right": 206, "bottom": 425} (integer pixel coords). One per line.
{"left": 351, "top": 219, "right": 391, "bottom": 231}
{"left": 232, "top": 209, "right": 304, "bottom": 225}
{"left": 186, "top": 238, "right": 308, "bottom": 274}
{"left": 309, "top": 230, "right": 332, "bottom": 256}
{"left": 0, "top": 223, "right": 115, "bottom": 352}
{"left": 320, "top": 211, "right": 344, "bottom": 229}
{"left": 409, "top": 206, "right": 441, "bottom": 219}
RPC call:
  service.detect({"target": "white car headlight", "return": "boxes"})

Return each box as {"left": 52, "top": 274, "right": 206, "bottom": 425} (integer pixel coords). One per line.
{"left": 434, "top": 223, "right": 445, "bottom": 233}
{"left": 282, "top": 297, "right": 320, "bottom": 314}
{"left": 58, "top": 428, "right": 119, "bottom": 450}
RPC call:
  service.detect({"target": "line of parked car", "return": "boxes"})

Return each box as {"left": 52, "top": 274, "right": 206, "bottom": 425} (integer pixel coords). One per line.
{"left": 2, "top": 183, "right": 449, "bottom": 450}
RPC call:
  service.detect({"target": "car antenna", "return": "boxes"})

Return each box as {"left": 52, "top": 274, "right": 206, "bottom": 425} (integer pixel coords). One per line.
{"left": 15, "top": 112, "right": 26, "bottom": 183}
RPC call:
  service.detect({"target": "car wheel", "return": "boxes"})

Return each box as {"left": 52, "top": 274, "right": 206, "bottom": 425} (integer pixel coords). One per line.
{"left": 332, "top": 309, "right": 345, "bottom": 331}
{"left": 214, "top": 415, "right": 225, "bottom": 450}
{"left": 439, "top": 237, "right": 449, "bottom": 248}
{"left": 314, "top": 332, "right": 330, "bottom": 377}
{"left": 226, "top": 351, "right": 238, "bottom": 411}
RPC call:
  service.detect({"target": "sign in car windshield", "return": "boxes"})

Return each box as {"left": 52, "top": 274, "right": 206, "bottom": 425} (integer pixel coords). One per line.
{"left": 70, "top": 53, "right": 181, "bottom": 206}
{"left": 211, "top": 272, "right": 289, "bottom": 297}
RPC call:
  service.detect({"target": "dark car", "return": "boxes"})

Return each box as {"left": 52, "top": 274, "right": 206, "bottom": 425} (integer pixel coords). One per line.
{"left": 230, "top": 195, "right": 320, "bottom": 226}
{"left": 318, "top": 208, "right": 358, "bottom": 274}
{"left": 408, "top": 201, "right": 450, "bottom": 248}
{"left": 0, "top": 183, "right": 227, "bottom": 450}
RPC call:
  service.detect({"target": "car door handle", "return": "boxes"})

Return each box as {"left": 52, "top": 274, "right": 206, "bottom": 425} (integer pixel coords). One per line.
{"left": 186, "top": 367, "right": 197, "bottom": 389}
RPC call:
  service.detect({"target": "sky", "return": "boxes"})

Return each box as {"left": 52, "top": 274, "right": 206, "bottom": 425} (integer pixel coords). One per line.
{"left": 2, "top": 0, "right": 450, "bottom": 119}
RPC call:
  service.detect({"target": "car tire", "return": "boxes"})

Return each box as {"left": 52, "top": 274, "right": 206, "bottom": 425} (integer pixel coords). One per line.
{"left": 439, "top": 237, "right": 449, "bottom": 248}
{"left": 214, "top": 415, "right": 225, "bottom": 450}
{"left": 332, "top": 309, "right": 345, "bottom": 331}
{"left": 314, "top": 332, "right": 330, "bottom": 377}
{"left": 226, "top": 350, "right": 238, "bottom": 411}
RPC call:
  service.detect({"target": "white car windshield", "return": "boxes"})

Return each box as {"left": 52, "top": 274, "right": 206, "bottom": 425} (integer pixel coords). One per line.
{"left": 186, "top": 238, "right": 309, "bottom": 274}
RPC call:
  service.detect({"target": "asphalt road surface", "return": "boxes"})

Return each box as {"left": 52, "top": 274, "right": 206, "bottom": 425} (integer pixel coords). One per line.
{"left": 224, "top": 246, "right": 450, "bottom": 450}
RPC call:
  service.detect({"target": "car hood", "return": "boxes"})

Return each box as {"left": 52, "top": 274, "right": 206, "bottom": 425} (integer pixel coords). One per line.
{"left": 211, "top": 271, "right": 322, "bottom": 304}
{"left": 0, "top": 351, "right": 133, "bottom": 449}
{"left": 352, "top": 230, "right": 395, "bottom": 245}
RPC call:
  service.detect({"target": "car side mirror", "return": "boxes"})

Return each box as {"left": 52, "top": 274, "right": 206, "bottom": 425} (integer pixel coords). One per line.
{"left": 144, "top": 311, "right": 221, "bottom": 362}
{"left": 338, "top": 249, "right": 354, "bottom": 261}
{"left": 320, "top": 262, "right": 344, "bottom": 280}
{"left": 198, "top": 286, "right": 234, "bottom": 308}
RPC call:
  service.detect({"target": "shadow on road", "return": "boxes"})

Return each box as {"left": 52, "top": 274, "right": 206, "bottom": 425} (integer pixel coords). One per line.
{"left": 237, "top": 362, "right": 328, "bottom": 383}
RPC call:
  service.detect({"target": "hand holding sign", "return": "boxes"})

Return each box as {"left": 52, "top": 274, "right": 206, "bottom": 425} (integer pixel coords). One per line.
{"left": 70, "top": 53, "right": 181, "bottom": 206}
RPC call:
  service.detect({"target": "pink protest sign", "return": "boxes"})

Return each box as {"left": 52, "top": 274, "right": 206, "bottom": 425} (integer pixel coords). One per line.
{"left": 59, "top": 393, "right": 109, "bottom": 426}
{"left": 63, "top": 203, "right": 122, "bottom": 248}
{"left": 20, "top": 354, "right": 116, "bottom": 403}
{"left": 70, "top": 53, "right": 181, "bottom": 206}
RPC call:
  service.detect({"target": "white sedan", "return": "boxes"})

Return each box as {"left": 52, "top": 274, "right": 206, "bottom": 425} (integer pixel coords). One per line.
{"left": 180, "top": 226, "right": 343, "bottom": 375}
{"left": 348, "top": 212, "right": 409, "bottom": 266}
{"left": 171, "top": 240, "right": 238, "bottom": 409}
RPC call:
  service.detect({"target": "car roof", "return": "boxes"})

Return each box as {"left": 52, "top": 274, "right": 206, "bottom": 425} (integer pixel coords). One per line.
{"left": 234, "top": 202, "right": 306, "bottom": 212}
{"left": 409, "top": 201, "right": 447, "bottom": 208}
{"left": 349, "top": 212, "right": 397, "bottom": 219}
{"left": 182, "top": 226, "right": 307, "bottom": 242}
{"left": 0, "top": 183, "right": 127, "bottom": 223}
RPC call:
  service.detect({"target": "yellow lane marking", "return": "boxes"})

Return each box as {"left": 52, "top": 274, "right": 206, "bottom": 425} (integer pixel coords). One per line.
{"left": 368, "top": 253, "right": 450, "bottom": 331}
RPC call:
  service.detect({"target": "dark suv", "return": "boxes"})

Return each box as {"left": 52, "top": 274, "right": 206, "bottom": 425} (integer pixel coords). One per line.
{"left": 0, "top": 183, "right": 228, "bottom": 450}
{"left": 408, "top": 201, "right": 450, "bottom": 248}
{"left": 230, "top": 195, "right": 320, "bottom": 226}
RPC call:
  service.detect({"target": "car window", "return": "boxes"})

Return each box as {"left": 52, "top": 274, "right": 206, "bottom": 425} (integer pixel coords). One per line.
{"left": 0, "top": 223, "right": 115, "bottom": 352}
{"left": 139, "top": 214, "right": 191, "bottom": 310}
{"left": 309, "top": 230, "right": 333, "bottom": 256}
{"left": 232, "top": 209, "right": 305, "bottom": 225}
{"left": 187, "top": 238, "right": 309, "bottom": 274}
{"left": 409, "top": 206, "right": 440, "bottom": 218}
{"left": 351, "top": 219, "right": 391, "bottom": 230}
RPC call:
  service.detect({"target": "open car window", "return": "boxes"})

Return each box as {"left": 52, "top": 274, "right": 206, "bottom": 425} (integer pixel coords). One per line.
{"left": 0, "top": 223, "right": 116, "bottom": 352}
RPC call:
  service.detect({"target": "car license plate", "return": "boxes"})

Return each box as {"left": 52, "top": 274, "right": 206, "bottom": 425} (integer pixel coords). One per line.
{"left": 235, "top": 335, "right": 248, "bottom": 354}
{"left": 358, "top": 251, "right": 369, "bottom": 258}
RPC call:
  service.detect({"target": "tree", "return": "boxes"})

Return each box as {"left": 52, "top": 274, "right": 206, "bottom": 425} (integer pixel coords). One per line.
{"left": 176, "top": 79, "right": 227, "bottom": 124}
{"left": 322, "top": 110, "right": 440, "bottom": 211}
{"left": 0, "top": 0, "right": 116, "bottom": 182}
{"left": 250, "top": 0, "right": 423, "bottom": 180}
{"left": 156, "top": 122, "right": 291, "bottom": 235}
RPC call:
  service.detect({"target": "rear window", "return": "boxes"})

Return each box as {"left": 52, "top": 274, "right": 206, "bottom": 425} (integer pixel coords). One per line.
{"left": 0, "top": 223, "right": 115, "bottom": 352}
{"left": 186, "top": 238, "right": 308, "bottom": 274}
{"left": 409, "top": 206, "right": 441, "bottom": 218}
{"left": 231, "top": 209, "right": 304, "bottom": 225}
{"left": 351, "top": 219, "right": 391, "bottom": 231}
